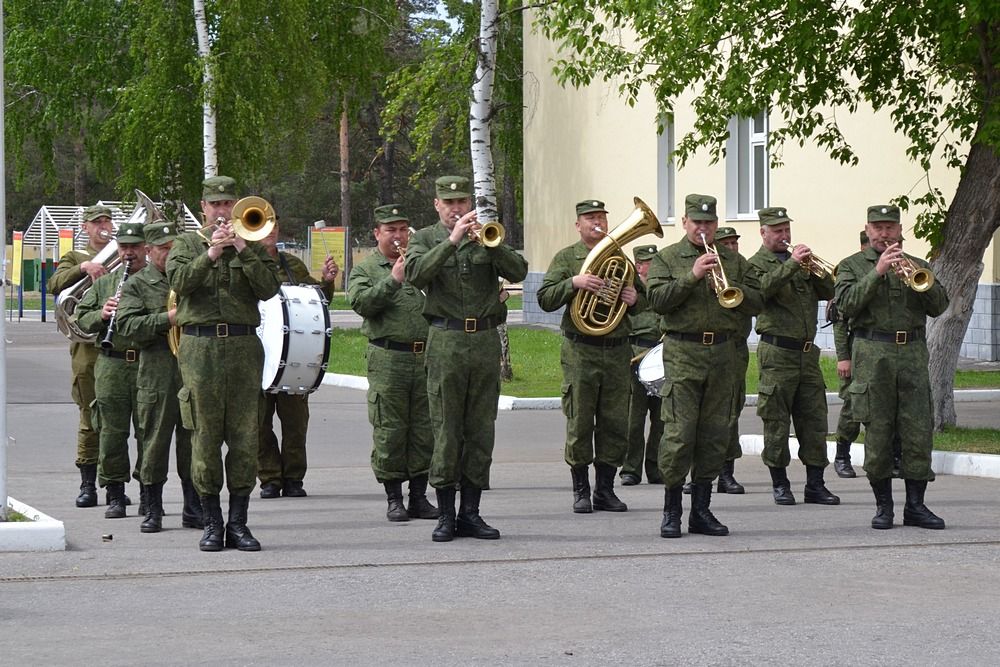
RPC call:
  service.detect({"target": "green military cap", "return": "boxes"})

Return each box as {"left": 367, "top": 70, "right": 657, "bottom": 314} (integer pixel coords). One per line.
{"left": 757, "top": 206, "right": 792, "bottom": 226}
{"left": 860, "top": 230, "right": 869, "bottom": 245}
{"left": 685, "top": 194, "right": 718, "bottom": 221}
{"left": 435, "top": 175, "right": 471, "bottom": 200}
{"left": 576, "top": 199, "right": 608, "bottom": 216}
{"left": 143, "top": 222, "right": 177, "bottom": 246}
{"left": 116, "top": 222, "right": 144, "bottom": 244}
{"left": 633, "top": 244, "right": 657, "bottom": 261}
{"left": 82, "top": 205, "right": 114, "bottom": 223}
{"left": 715, "top": 226, "right": 740, "bottom": 240}
{"left": 202, "top": 175, "right": 239, "bottom": 202}
{"left": 867, "top": 205, "right": 900, "bottom": 223}
{"left": 374, "top": 204, "right": 408, "bottom": 224}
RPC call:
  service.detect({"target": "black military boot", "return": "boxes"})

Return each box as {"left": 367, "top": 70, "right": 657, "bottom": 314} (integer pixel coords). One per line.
{"left": 803, "top": 465, "right": 840, "bottom": 505}
{"left": 199, "top": 495, "right": 225, "bottom": 551}
{"left": 181, "top": 479, "right": 205, "bottom": 529}
{"left": 104, "top": 482, "right": 128, "bottom": 519}
{"left": 225, "top": 495, "right": 261, "bottom": 551}
{"left": 688, "top": 482, "right": 729, "bottom": 536}
{"left": 140, "top": 482, "right": 164, "bottom": 533}
{"left": 282, "top": 479, "right": 307, "bottom": 498}
{"left": 406, "top": 475, "right": 439, "bottom": 519}
{"left": 571, "top": 465, "right": 593, "bottom": 514}
{"left": 592, "top": 462, "right": 628, "bottom": 512}
{"left": 431, "top": 488, "right": 457, "bottom": 542}
{"left": 903, "top": 479, "right": 945, "bottom": 529}
{"left": 716, "top": 459, "right": 745, "bottom": 494}
{"left": 138, "top": 484, "right": 148, "bottom": 516}
{"left": 259, "top": 481, "right": 281, "bottom": 499}
{"left": 384, "top": 481, "right": 409, "bottom": 522}
{"left": 870, "top": 478, "right": 894, "bottom": 530}
{"left": 106, "top": 487, "right": 132, "bottom": 507}
{"left": 833, "top": 440, "right": 856, "bottom": 478}
{"left": 456, "top": 487, "right": 501, "bottom": 539}
{"left": 76, "top": 463, "right": 98, "bottom": 508}
{"left": 769, "top": 466, "right": 796, "bottom": 506}
{"left": 660, "top": 486, "right": 683, "bottom": 538}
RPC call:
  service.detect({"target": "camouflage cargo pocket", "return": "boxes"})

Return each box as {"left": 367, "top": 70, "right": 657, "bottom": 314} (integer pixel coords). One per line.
{"left": 177, "top": 386, "right": 196, "bottom": 431}
{"left": 755, "top": 384, "right": 786, "bottom": 421}
{"left": 847, "top": 382, "right": 870, "bottom": 423}
{"left": 89, "top": 398, "right": 101, "bottom": 432}
{"left": 560, "top": 384, "right": 574, "bottom": 419}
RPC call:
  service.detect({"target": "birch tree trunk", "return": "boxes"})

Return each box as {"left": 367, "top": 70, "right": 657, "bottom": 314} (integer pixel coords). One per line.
{"left": 340, "top": 104, "right": 351, "bottom": 284}
{"left": 193, "top": 0, "right": 217, "bottom": 178}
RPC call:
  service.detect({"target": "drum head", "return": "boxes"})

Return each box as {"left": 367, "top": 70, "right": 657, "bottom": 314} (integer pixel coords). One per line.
{"left": 257, "top": 292, "right": 289, "bottom": 391}
{"left": 257, "top": 284, "right": 331, "bottom": 394}
{"left": 636, "top": 342, "right": 665, "bottom": 396}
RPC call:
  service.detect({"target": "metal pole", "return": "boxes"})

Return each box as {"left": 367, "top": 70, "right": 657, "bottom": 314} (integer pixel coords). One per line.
{"left": 1, "top": 1, "right": 10, "bottom": 520}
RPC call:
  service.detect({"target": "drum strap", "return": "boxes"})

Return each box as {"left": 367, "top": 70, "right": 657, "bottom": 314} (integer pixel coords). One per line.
{"left": 278, "top": 253, "right": 296, "bottom": 284}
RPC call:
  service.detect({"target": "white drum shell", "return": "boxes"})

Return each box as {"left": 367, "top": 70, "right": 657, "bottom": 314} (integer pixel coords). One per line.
{"left": 636, "top": 342, "right": 665, "bottom": 397}
{"left": 257, "top": 285, "right": 331, "bottom": 394}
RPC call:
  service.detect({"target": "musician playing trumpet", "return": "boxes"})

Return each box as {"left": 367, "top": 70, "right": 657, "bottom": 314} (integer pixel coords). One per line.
{"left": 75, "top": 222, "right": 148, "bottom": 520}
{"left": 834, "top": 205, "right": 949, "bottom": 531}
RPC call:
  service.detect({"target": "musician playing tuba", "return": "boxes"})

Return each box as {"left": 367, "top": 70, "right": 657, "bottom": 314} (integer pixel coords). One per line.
{"left": 646, "top": 194, "right": 762, "bottom": 539}
{"left": 538, "top": 198, "right": 661, "bottom": 516}
{"left": 74, "top": 222, "right": 148, "bottom": 521}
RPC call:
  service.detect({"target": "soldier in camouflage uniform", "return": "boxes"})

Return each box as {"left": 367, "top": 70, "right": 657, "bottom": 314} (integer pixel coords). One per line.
{"left": 747, "top": 207, "right": 839, "bottom": 507}
{"left": 167, "top": 176, "right": 281, "bottom": 551}
{"left": 646, "top": 194, "right": 762, "bottom": 538}
{"left": 349, "top": 204, "right": 438, "bottom": 523}
{"left": 538, "top": 199, "right": 645, "bottom": 514}
{"left": 47, "top": 205, "right": 114, "bottom": 508}
{"left": 404, "top": 175, "right": 528, "bottom": 542}
{"left": 621, "top": 245, "right": 664, "bottom": 487}
{"left": 257, "top": 221, "right": 338, "bottom": 499}
{"left": 116, "top": 221, "right": 203, "bottom": 533}
{"left": 75, "top": 222, "right": 147, "bottom": 519}
{"left": 834, "top": 205, "right": 949, "bottom": 530}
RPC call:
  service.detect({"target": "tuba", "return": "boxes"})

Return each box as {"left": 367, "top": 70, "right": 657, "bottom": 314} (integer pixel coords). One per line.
{"left": 570, "top": 197, "right": 663, "bottom": 336}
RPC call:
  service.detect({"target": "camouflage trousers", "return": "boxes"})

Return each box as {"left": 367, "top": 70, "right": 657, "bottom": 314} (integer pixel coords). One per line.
{"left": 366, "top": 344, "right": 433, "bottom": 483}
{"left": 258, "top": 392, "right": 310, "bottom": 485}
{"left": 835, "top": 375, "right": 861, "bottom": 444}
{"left": 755, "top": 341, "right": 830, "bottom": 469}
{"left": 70, "top": 342, "right": 99, "bottom": 466}
{"left": 136, "top": 346, "right": 192, "bottom": 486}
{"left": 623, "top": 366, "right": 663, "bottom": 480}
{"left": 726, "top": 341, "right": 749, "bottom": 462}
{"left": 92, "top": 353, "right": 142, "bottom": 486}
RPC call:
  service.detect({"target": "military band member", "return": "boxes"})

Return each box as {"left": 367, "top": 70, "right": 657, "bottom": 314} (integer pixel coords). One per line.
{"left": 834, "top": 205, "right": 949, "bottom": 530}
{"left": 167, "top": 175, "right": 281, "bottom": 551}
{"left": 74, "top": 222, "right": 147, "bottom": 519}
{"left": 348, "top": 204, "right": 438, "bottom": 522}
{"left": 257, "top": 220, "right": 338, "bottom": 499}
{"left": 404, "top": 175, "right": 528, "bottom": 542}
{"left": 537, "top": 199, "right": 644, "bottom": 514}
{"left": 747, "top": 207, "right": 839, "bottom": 507}
{"left": 116, "top": 221, "right": 202, "bottom": 533}
{"left": 646, "top": 194, "right": 762, "bottom": 538}
{"left": 47, "top": 205, "right": 114, "bottom": 508}
{"left": 621, "top": 245, "right": 664, "bottom": 487}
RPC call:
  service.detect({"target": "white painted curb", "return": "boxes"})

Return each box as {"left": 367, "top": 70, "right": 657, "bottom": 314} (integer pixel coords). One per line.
{"left": 1, "top": 497, "right": 66, "bottom": 552}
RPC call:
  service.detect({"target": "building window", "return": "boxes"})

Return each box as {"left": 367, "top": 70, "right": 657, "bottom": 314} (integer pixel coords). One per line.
{"left": 726, "top": 112, "right": 769, "bottom": 219}
{"left": 656, "top": 115, "right": 675, "bottom": 223}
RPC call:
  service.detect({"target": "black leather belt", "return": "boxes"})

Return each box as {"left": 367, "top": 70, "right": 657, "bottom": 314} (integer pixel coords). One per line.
{"left": 429, "top": 315, "right": 503, "bottom": 333}
{"left": 102, "top": 349, "right": 139, "bottom": 362}
{"left": 564, "top": 332, "right": 627, "bottom": 348}
{"left": 666, "top": 332, "right": 730, "bottom": 346}
{"left": 629, "top": 336, "right": 660, "bottom": 348}
{"left": 760, "top": 333, "right": 814, "bottom": 352}
{"left": 853, "top": 327, "right": 925, "bottom": 345}
{"left": 181, "top": 324, "right": 255, "bottom": 337}
{"left": 370, "top": 338, "right": 426, "bottom": 354}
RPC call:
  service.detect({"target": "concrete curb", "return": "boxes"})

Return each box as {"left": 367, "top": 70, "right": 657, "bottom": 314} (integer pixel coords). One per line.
{"left": 1, "top": 497, "right": 66, "bottom": 552}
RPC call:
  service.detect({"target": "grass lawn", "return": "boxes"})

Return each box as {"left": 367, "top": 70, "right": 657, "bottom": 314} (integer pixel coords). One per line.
{"left": 928, "top": 427, "right": 1000, "bottom": 454}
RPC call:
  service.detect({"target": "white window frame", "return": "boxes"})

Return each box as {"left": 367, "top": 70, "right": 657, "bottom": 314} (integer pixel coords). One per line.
{"left": 656, "top": 115, "right": 676, "bottom": 224}
{"left": 725, "top": 113, "right": 769, "bottom": 220}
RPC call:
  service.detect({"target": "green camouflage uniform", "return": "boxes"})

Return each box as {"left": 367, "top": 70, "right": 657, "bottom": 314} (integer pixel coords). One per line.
{"left": 646, "top": 238, "right": 763, "bottom": 487}
{"left": 349, "top": 249, "right": 433, "bottom": 482}
{"left": 833, "top": 318, "right": 860, "bottom": 442}
{"left": 116, "top": 262, "right": 191, "bottom": 486}
{"left": 623, "top": 306, "right": 663, "bottom": 480}
{"left": 47, "top": 245, "right": 101, "bottom": 466}
{"left": 537, "top": 241, "right": 646, "bottom": 468}
{"left": 75, "top": 266, "right": 143, "bottom": 486}
{"left": 257, "top": 251, "right": 334, "bottom": 488}
{"left": 834, "top": 247, "right": 948, "bottom": 480}
{"left": 166, "top": 233, "right": 281, "bottom": 496}
{"left": 748, "top": 245, "right": 835, "bottom": 468}
{"left": 727, "top": 310, "right": 752, "bottom": 463}
{"left": 404, "top": 222, "right": 528, "bottom": 489}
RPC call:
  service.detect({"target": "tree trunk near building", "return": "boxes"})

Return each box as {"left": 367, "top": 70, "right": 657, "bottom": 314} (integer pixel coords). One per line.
{"left": 501, "top": 162, "right": 519, "bottom": 248}
{"left": 927, "top": 139, "right": 1000, "bottom": 430}
{"left": 340, "top": 103, "right": 351, "bottom": 283}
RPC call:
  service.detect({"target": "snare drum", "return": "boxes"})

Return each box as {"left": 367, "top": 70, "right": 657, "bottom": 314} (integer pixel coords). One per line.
{"left": 257, "top": 285, "right": 332, "bottom": 394}
{"left": 635, "top": 342, "right": 665, "bottom": 397}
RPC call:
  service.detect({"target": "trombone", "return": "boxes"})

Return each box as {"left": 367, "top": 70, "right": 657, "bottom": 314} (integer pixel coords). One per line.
{"left": 197, "top": 196, "right": 276, "bottom": 246}
{"left": 700, "top": 233, "right": 744, "bottom": 308}
{"left": 782, "top": 240, "right": 837, "bottom": 278}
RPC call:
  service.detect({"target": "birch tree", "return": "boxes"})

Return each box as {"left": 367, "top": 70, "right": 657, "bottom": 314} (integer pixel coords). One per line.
{"left": 193, "top": 0, "right": 217, "bottom": 178}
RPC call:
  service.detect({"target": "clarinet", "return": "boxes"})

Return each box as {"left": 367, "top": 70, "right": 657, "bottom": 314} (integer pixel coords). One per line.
{"left": 99, "top": 259, "right": 133, "bottom": 350}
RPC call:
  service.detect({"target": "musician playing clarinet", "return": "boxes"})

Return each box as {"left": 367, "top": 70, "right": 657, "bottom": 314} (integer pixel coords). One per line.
{"left": 75, "top": 221, "right": 148, "bottom": 520}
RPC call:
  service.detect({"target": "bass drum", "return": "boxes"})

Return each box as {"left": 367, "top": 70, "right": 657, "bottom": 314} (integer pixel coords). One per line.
{"left": 635, "top": 342, "right": 665, "bottom": 397}
{"left": 257, "top": 284, "right": 332, "bottom": 394}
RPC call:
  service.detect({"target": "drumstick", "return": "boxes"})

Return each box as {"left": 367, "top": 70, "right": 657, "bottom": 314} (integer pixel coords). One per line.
{"left": 629, "top": 334, "right": 666, "bottom": 364}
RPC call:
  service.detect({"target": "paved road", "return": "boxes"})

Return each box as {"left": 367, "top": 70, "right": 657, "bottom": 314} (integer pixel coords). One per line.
{"left": 4, "top": 320, "right": 1000, "bottom": 665}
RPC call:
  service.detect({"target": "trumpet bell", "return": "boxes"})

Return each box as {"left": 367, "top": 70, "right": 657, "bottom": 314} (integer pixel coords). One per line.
{"left": 232, "top": 196, "right": 276, "bottom": 242}
{"left": 909, "top": 268, "right": 935, "bottom": 292}
{"left": 480, "top": 221, "right": 505, "bottom": 247}
{"left": 719, "top": 287, "right": 744, "bottom": 309}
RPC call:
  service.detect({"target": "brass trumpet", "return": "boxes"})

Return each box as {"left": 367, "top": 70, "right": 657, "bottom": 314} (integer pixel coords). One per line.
{"left": 469, "top": 220, "right": 505, "bottom": 247}
{"left": 892, "top": 254, "right": 935, "bottom": 292}
{"left": 700, "top": 233, "right": 744, "bottom": 308}
{"left": 198, "top": 196, "right": 276, "bottom": 246}
{"left": 782, "top": 240, "right": 837, "bottom": 278}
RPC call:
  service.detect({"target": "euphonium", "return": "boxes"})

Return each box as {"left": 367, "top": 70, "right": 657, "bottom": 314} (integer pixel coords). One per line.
{"left": 700, "top": 233, "right": 744, "bottom": 308}
{"left": 570, "top": 197, "right": 663, "bottom": 336}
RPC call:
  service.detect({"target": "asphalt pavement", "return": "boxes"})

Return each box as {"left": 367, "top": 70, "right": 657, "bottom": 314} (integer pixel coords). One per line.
{"left": 4, "top": 319, "right": 1000, "bottom": 665}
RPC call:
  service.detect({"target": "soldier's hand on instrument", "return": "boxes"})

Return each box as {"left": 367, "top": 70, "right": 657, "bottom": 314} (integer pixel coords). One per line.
{"left": 101, "top": 296, "right": 119, "bottom": 321}
{"left": 167, "top": 307, "right": 177, "bottom": 326}
{"left": 837, "top": 359, "right": 852, "bottom": 380}
{"left": 692, "top": 252, "right": 716, "bottom": 280}
{"left": 322, "top": 256, "right": 339, "bottom": 283}
{"left": 447, "top": 210, "right": 478, "bottom": 245}
{"left": 790, "top": 243, "right": 812, "bottom": 265}
{"left": 875, "top": 243, "right": 903, "bottom": 276}
{"left": 81, "top": 261, "right": 108, "bottom": 281}
{"left": 572, "top": 274, "right": 605, "bottom": 293}
{"left": 620, "top": 285, "right": 638, "bottom": 306}
{"left": 390, "top": 255, "right": 405, "bottom": 283}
